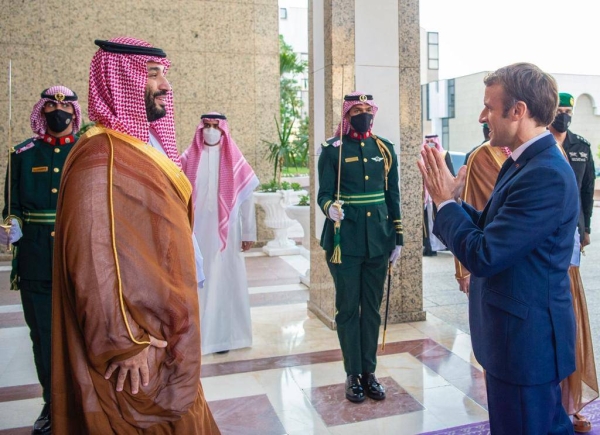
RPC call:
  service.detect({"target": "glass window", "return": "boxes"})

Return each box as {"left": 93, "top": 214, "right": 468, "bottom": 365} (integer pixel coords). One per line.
{"left": 423, "top": 84, "right": 431, "bottom": 121}
{"left": 447, "top": 79, "right": 455, "bottom": 118}
{"left": 442, "top": 118, "right": 449, "bottom": 149}
{"left": 280, "top": 8, "right": 287, "bottom": 19}
{"left": 429, "top": 45, "right": 438, "bottom": 58}
{"left": 427, "top": 32, "right": 439, "bottom": 71}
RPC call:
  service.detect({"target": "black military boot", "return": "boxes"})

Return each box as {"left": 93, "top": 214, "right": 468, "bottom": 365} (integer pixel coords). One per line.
{"left": 32, "top": 402, "right": 51, "bottom": 434}
{"left": 345, "top": 374, "right": 365, "bottom": 403}
{"left": 361, "top": 373, "right": 386, "bottom": 400}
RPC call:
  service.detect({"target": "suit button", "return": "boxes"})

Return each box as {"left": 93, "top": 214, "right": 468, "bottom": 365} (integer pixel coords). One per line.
{"left": 54, "top": 148, "right": 60, "bottom": 153}
{"left": 51, "top": 188, "right": 58, "bottom": 193}
{"left": 365, "top": 175, "right": 369, "bottom": 180}
{"left": 53, "top": 168, "right": 60, "bottom": 173}
{"left": 363, "top": 158, "right": 367, "bottom": 162}
{"left": 361, "top": 142, "right": 365, "bottom": 147}
{"left": 367, "top": 212, "right": 372, "bottom": 217}
{"left": 51, "top": 231, "right": 55, "bottom": 237}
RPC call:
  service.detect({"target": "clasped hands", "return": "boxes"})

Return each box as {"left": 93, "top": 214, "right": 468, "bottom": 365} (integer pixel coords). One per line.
{"left": 417, "top": 146, "right": 467, "bottom": 206}
{"left": 104, "top": 334, "right": 167, "bottom": 394}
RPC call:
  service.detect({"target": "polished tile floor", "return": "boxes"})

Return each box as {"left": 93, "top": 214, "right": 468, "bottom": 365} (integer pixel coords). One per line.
{"left": 1, "top": 207, "right": 599, "bottom": 434}
{"left": 0, "top": 253, "right": 491, "bottom": 435}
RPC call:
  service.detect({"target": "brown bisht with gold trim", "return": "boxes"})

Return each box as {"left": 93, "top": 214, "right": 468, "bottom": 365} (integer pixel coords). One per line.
{"left": 454, "top": 143, "right": 508, "bottom": 281}
{"left": 51, "top": 126, "right": 220, "bottom": 434}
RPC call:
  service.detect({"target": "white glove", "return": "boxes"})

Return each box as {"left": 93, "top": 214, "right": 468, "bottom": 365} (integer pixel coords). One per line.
{"left": 328, "top": 205, "right": 345, "bottom": 222}
{"left": 0, "top": 218, "right": 22, "bottom": 245}
{"left": 389, "top": 245, "right": 402, "bottom": 266}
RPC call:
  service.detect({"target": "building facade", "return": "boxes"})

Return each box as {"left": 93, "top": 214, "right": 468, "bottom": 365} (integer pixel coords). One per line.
{"left": 422, "top": 71, "right": 600, "bottom": 168}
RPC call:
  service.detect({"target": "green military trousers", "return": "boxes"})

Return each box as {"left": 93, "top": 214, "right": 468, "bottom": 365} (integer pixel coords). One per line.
{"left": 19, "top": 279, "right": 52, "bottom": 404}
{"left": 327, "top": 253, "right": 388, "bottom": 375}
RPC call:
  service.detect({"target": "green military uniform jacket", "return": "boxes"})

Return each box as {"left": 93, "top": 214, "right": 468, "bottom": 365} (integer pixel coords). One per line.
{"left": 3, "top": 135, "right": 77, "bottom": 284}
{"left": 317, "top": 134, "right": 402, "bottom": 258}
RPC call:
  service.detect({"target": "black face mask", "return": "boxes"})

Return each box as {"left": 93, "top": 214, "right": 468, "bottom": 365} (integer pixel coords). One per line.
{"left": 44, "top": 110, "right": 73, "bottom": 134}
{"left": 551, "top": 112, "right": 571, "bottom": 133}
{"left": 350, "top": 112, "right": 373, "bottom": 134}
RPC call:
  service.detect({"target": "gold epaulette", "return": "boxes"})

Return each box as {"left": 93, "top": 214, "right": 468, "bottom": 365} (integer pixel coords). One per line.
{"left": 371, "top": 134, "right": 393, "bottom": 190}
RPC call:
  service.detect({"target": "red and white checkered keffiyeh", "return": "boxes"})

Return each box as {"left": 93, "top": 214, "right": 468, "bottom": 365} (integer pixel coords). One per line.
{"left": 30, "top": 85, "right": 82, "bottom": 138}
{"left": 182, "top": 113, "right": 259, "bottom": 251}
{"left": 88, "top": 37, "right": 181, "bottom": 167}
{"left": 333, "top": 91, "right": 379, "bottom": 141}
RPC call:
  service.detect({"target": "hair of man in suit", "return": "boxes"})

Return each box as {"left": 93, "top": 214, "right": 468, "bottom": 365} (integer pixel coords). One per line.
{"left": 483, "top": 62, "right": 558, "bottom": 127}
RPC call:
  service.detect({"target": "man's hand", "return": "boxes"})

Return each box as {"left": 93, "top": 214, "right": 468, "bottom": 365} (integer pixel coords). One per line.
{"left": 241, "top": 241, "right": 254, "bottom": 251}
{"left": 417, "top": 147, "right": 467, "bottom": 206}
{"left": 457, "top": 276, "right": 470, "bottom": 296}
{"left": 582, "top": 232, "right": 591, "bottom": 248}
{"left": 104, "top": 335, "right": 167, "bottom": 394}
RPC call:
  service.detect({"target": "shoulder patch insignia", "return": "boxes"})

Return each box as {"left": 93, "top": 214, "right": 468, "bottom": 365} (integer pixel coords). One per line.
{"left": 321, "top": 141, "right": 329, "bottom": 148}
{"left": 576, "top": 135, "right": 591, "bottom": 146}
{"left": 15, "top": 142, "right": 35, "bottom": 154}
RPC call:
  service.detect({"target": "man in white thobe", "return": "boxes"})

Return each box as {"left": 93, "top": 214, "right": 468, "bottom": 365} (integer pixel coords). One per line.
{"left": 182, "top": 112, "right": 259, "bottom": 354}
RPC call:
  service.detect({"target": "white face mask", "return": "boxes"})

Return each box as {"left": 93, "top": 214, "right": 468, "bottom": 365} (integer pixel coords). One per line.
{"left": 203, "top": 127, "right": 222, "bottom": 145}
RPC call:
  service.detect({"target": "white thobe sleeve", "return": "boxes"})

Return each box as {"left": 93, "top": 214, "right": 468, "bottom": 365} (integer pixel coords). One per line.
{"left": 192, "top": 234, "right": 206, "bottom": 288}
{"left": 240, "top": 196, "right": 257, "bottom": 242}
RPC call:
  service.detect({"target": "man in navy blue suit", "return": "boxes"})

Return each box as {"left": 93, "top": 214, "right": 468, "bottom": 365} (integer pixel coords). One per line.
{"left": 419, "top": 63, "right": 579, "bottom": 434}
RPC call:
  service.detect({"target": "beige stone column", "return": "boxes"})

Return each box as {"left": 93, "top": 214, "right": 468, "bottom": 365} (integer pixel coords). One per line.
{"left": 308, "top": 0, "right": 425, "bottom": 329}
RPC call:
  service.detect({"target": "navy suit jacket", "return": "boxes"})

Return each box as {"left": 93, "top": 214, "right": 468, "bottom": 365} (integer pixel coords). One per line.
{"left": 433, "top": 133, "right": 579, "bottom": 386}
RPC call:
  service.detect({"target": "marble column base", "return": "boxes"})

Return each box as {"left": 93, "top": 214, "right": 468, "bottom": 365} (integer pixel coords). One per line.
{"left": 307, "top": 300, "right": 336, "bottom": 331}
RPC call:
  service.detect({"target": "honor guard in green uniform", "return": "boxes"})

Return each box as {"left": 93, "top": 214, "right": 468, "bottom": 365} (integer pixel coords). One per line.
{"left": 1, "top": 86, "right": 82, "bottom": 435}
{"left": 318, "top": 92, "right": 403, "bottom": 403}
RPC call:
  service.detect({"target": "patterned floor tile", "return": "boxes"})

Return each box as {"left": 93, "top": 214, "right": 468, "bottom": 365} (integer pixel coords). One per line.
{"left": 305, "top": 377, "right": 424, "bottom": 427}
{"left": 209, "top": 394, "right": 287, "bottom": 435}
